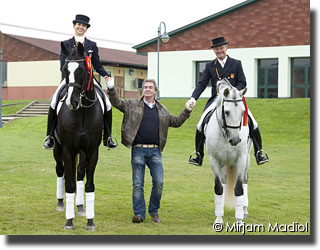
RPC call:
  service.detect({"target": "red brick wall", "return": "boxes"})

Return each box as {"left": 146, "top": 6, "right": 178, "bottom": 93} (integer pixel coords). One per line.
{"left": 137, "top": 0, "right": 310, "bottom": 53}
{"left": 2, "top": 86, "right": 57, "bottom": 100}
{"left": 0, "top": 32, "right": 59, "bottom": 62}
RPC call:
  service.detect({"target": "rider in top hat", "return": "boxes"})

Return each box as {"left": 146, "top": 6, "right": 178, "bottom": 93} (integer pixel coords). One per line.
{"left": 187, "top": 36, "right": 269, "bottom": 166}
{"left": 43, "top": 14, "right": 117, "bottom": 150}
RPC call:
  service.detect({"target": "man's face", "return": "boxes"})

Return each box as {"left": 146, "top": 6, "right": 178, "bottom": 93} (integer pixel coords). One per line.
{"left": 143, "top": 82, "right": 157, "bottom": 99}
{"left": 213, "top": 45, "right": 228, "bottom": 60}
{"left": 73, "top": 23, "right": 88, "bottom": 36}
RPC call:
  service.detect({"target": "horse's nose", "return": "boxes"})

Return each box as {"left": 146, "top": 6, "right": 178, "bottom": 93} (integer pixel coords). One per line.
{"left": 229, "top": 137, "right": 241, "bottom": 146}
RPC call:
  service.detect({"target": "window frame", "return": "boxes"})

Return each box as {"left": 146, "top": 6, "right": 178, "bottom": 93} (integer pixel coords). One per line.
{"left": 291, "top": 57, "right": 310, "bottom": 98}
{"left": 257, "top": 59, "right": 279, "bottom": 98}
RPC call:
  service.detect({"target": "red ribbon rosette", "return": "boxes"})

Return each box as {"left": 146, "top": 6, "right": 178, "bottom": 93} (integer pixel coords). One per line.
{"left": 85, "top": 56, "right": 93, "bottom": 91}
{"left": 85, "top": 56, "right": 92, "bottom": 71}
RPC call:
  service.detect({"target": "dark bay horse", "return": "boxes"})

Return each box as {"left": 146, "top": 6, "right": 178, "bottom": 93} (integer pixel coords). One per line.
{"left": 53, "top": 42, "right": 103, "bottom": 230}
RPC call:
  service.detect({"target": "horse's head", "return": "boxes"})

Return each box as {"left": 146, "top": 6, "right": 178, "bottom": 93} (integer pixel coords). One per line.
{"left": 61, "top": 42, "right": 88, "bottom": 110}
{"left": 216, "top": 79, "right": 247, "bottom": 146}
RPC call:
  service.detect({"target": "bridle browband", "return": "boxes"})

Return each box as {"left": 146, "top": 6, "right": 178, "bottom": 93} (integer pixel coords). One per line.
{"left": 65, "top": 58, "right": 97, "bottom": 110}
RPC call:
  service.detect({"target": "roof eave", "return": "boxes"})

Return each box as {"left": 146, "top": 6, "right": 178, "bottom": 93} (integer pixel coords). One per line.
{"left": 132, "top": 0, "right": 262, "bottom": 50}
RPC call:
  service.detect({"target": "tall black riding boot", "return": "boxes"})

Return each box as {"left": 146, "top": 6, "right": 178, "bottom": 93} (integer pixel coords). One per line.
{"left": 250, "top": 127, "right": 269, "bottom": 165}
{"left": 43, "top": 107, "right": 56, "bottom": 149}
{"left": 103, "top": 109, "right": 118, "bottom": 150}
{"left": 189, "top": 129, "right": 205, "bottom": 166}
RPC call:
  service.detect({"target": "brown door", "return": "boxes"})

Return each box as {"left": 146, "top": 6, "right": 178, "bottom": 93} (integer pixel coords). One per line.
{"left": 114, "top": 76, "right": 124, "bottom": 98}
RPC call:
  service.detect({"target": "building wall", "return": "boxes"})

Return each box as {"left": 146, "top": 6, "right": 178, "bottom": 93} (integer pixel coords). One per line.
{"left": 137, "top": 0, "right": 310, "bottom": 53}
{"left": 7, "top": 61, "right": 61, "bottom": 86}
{"left": 0, "top": 33, "right": 59, "bottom": 62}
{"left": 2, "top": 59, "right": 147, "bottom": 100}
{"left": 147, "top": 45, "right": 310, "bottom": 98}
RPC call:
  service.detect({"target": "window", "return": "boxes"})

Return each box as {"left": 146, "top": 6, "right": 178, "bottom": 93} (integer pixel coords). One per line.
{"left": 196, "top": 61, "right": 212, "bottom": 87}
{"left": 257, "top": 59, "right": 278, "bottom": 98}
{"left": 291, "top": 57, "right": 310, "bottom": 98}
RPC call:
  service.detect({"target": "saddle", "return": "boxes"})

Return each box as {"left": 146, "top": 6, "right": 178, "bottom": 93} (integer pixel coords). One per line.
{"left": 54, "top": 77, "right": 106, "bottom": 114}
{"left": 201, "top": 107, "right": 253, "bottom": 133}
{"left": 201, "top": 107, "right": 216, "bottom": 132}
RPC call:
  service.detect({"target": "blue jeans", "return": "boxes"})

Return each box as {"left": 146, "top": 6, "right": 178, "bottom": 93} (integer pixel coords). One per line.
{"left": 131, "top": 147, "right": 164, "bottom": 221}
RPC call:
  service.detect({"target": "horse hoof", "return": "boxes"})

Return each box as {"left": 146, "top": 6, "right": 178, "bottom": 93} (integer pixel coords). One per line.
{"left": 214, "top": 216, "right": 224, "bottom": 225}
{"left": 56, "top": 200, "right": 64, "bottom": 211}
{"left": 64, "top": 219, "right": 74, "bottom": 230}
{"left": 86, "top": 219, "right": 96, "bottom": 231}
{"left": 56, "top": 205, "right": 64, "bottom": 212}
{"left": 77, "top": 205, "right": 86, "bottom": 216}
{"left": 243, "top": 206, "right": 249, "bottom": 218}
{"left": 236, "top": 219, "right": 243, "bottom": 225}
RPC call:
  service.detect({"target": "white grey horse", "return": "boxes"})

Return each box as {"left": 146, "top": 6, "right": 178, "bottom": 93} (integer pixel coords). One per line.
{"left": 205, "top": 78, "right": 252, "bottom": 225}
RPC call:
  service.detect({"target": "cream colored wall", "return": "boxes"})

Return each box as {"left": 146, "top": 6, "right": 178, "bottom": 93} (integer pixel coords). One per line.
{"left": 7, "top": 62, "right": 147, "bottom": 92}
{"left": 147, "top": 45, "right": 310, "bottom": 98}
{"left": 7, "top": 60, "right": 61, "bottom": 87}
{"left": 125, "top": 68, "right": 147, "bottom": 91}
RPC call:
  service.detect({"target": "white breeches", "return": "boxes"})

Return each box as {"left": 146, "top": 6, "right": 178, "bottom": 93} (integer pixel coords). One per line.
{"left": 50, "top": 79, "right": 111, "bottom": 112}
{"left": 197, "top": 99, "right": 218, "bottom": 131}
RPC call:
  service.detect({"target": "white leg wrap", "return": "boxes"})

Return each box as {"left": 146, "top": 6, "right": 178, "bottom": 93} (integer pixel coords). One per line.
{"left": 214, "top": 184, "right": 226, "bottom": 217}
{"left": 56, "top": 177, "right": 64, "bottom": 199}
{"left": 85, "top": 192, "right": 95, "bottom": 219}
{"left": 242, "top": 184, "right": 248, "bottom": 207}
{"left": 235, "top": 195, "right": 244, "bottom": 220}
{"left": 76, "top": 181, "right": 84, "bottom": 206}
{"left": 66, "top": 193, "right": 75, "bottom": 220}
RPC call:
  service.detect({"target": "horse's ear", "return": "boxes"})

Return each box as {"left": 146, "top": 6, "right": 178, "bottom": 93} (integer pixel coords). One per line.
{"left": 223, "top": 88, "right": 230, "bottom": 97}
{"left": 77, "top": 42, "right": 85, "bottom": 56}
{"left": 61, "top": 42, "right": 68, "bottom": 56}
{"left": 240, "top": 87, "right": 247, "bottom": 97}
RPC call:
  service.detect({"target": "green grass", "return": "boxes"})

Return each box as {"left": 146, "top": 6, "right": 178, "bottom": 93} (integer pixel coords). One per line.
{"left": 0, "top": 98, "right": 310, "bottom": 235}
{"left": 1, "top": 100, "right": 36, "bottom": 116}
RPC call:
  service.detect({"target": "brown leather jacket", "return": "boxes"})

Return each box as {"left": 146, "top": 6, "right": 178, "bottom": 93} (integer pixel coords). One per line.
{"left": 108, "top": 87, "right": 191, "bottom": 152}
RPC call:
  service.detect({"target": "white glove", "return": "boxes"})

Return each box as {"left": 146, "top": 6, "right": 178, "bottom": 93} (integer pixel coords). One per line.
{"left": 106, "top": 78, "right": 114, "bottom": 89}
{"left": 186, "top": 97, "right": 196, "bottom": 111}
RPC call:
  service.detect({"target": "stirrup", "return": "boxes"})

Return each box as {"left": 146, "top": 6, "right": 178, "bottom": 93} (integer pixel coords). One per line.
{"left": 256, "top": 149, "right": 269, "bottom": 165}
{"left": 107, "top": 136, "right": 119, "bottom": 151}
{"left": 189, "top": 151, "right": 202, "bottom": 166}
{"left": 43, "top": 135, "right": 55, "bottom": 150}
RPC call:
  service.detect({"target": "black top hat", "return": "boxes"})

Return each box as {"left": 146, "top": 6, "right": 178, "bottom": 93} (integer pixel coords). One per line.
{"left": 211, "top": 37, "right": 228, "bottom": 48}
{"left": 73, "top": 14, "right": 91, "bottom": 28}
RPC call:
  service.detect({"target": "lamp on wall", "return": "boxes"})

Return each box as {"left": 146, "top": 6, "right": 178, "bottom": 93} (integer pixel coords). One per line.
{"left": 129, "top": 69, "right": 134, "bottom": 75}
{"left": 157, "top": 21, "right": 170, "bottom": 99}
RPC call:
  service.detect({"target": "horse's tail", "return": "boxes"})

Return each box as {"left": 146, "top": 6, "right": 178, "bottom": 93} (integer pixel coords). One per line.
{"left": 225, "top": 165, "right": 236, "bottom": 209}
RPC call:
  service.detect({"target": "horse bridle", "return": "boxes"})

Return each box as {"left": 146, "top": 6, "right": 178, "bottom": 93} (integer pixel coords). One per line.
{"left": 221, "top": 99, "right": 244, "bottom": 129}
{"left": 216, "top": 97, "right": 244, "bottom": 137}
{"left": 65, "top": 58, "right": 97, "bottom": 110}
